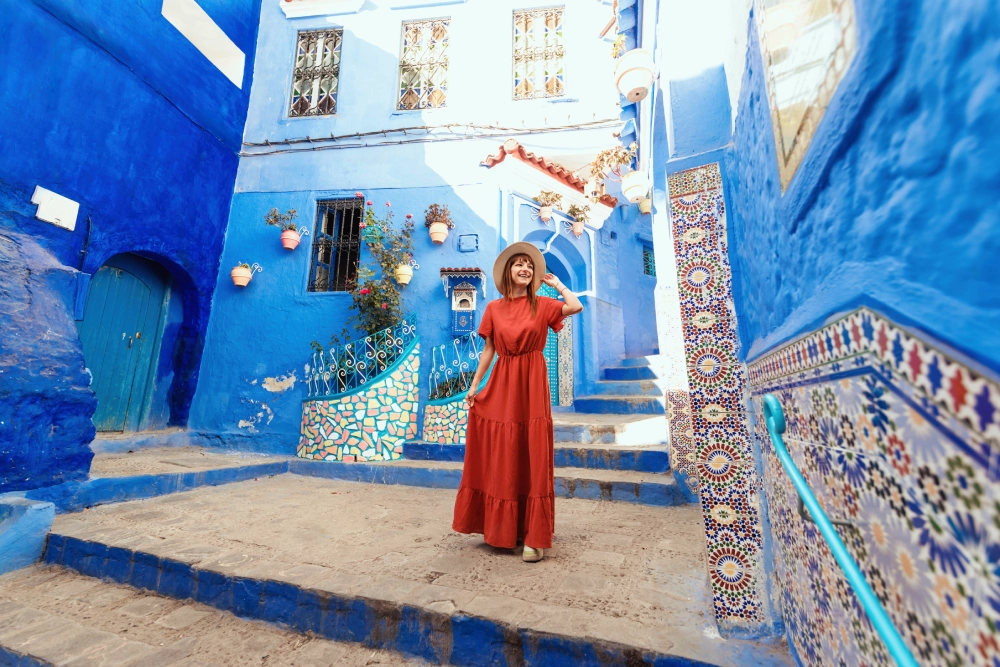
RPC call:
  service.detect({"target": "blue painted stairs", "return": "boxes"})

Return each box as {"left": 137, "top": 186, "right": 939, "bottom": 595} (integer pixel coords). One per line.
{"left": 573, "top": 354, "right": 666, "bottom": 415}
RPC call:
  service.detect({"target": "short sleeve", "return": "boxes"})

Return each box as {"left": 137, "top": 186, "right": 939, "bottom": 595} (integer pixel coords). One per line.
{"left": 543, "top": 296, "right": 566, "bottom": 333}
{"left": 478, "top": 302, "right": 494, "bottom": 339}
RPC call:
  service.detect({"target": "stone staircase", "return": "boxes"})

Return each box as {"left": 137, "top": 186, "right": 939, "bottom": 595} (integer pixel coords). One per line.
{"left": 572, "top": 355, "right": 665, "bottom": 415}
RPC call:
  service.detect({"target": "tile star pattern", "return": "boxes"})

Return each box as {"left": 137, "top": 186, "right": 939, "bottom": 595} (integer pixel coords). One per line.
{"left": 668, "top": 163, "right": 771, "bottom": 633}
{"left": 298, "top": 345, "right": 420, "bottom": 462}
{"left": 747, "top": 306, "right": 1000, "bottom": 666}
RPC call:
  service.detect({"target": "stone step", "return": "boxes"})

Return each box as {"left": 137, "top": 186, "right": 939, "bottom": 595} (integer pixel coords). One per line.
{"left": 603, "top": 365, "right": 657, "bottom": 381}
{"left": 573, "top": 395, "right": 665, "bottom": 415}
{"left": 552, "top": 412, "right": 668, "bottom": 445}
{"left": 40, "top": 476, "right": 794, "bottom": 667}
{"left": 588, "top": 379, "right": 662, "bottom": 396}
{"left": 619, "top": 356, "right": 653, "bottom": 367}
{"left": 0, "top": 565, "right": 422, "bottom": 666}
{"left": 404, "top": 441, "right": 670, "bottom": 473}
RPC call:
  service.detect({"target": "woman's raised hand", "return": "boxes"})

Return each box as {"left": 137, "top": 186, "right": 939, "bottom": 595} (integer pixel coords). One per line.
{"left": 541, "top": 273, "right": 561, "bottom": 289}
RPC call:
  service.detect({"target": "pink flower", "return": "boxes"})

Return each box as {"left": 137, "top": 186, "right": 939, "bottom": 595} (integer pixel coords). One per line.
{"left": 366, "top": 200, "right": 373, "bottom": 206}
{"left": 385, "top": 201, "right": 391, "bottom": 207}
{"left": 354, "top": 191, "right": 364, "bottom": 198}
{"left": 359, "top": 222, "right": 366, "bottom": 229}
{"left": 405, "top": 213, "right": 413, "bottom": 219}
{"left": 380, "top": 303, "right": 387, "bottom": 309}
{"left": 360, "top": 288, "right": 370, "bottom": 295}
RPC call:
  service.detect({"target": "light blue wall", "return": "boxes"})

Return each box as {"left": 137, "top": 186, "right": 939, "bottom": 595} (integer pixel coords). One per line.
{"left": 724, "top": 0, "right": 1000, "bottom": 370}
{"left": 669, "top": 66, "right": 734, "bottom": 160}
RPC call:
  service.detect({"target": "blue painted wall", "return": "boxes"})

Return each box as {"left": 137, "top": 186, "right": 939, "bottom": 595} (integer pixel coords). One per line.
{"left": 0, "top": 0, "right": 261, "bottom": 491}
{"left": 669, "top": 66, "right": 734, "bottom": 160}
{"left": 724, "top": 0, "right": 1000, "bottom": 370}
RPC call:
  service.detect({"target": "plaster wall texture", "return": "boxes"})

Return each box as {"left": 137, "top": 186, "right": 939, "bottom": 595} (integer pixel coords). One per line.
{"left": 724, "top": 0, "right": 1000, "bottom": 371}
{"left": 0, "top": 1, "right": 261, "bottom": 491}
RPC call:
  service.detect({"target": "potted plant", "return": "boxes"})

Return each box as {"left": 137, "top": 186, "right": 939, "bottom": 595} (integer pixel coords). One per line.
{"left": 639, "top": 197, "right": 652, "bottom": 214}
{"left": 360, "top": 200, "right": 416, "bottom": 288}
{"left": 615, "top": 47, "right": 655, "bottom": 103}
{"left": 535, "top": 190, "right": 562, "bottom": 222}
{"left": 231, "top": 262, "right": 255, "bottom": 287}
{"left": 265, "top": 208, "right": 302, "bottom": 250}
{"left": 591, "top": 142, "right": 648, "bottom": 203}
{"left": 566, "top": 204, "right": 590, "bottom": 238}
{"left": 425, "top": 204, "right": 454, "bottom": 244}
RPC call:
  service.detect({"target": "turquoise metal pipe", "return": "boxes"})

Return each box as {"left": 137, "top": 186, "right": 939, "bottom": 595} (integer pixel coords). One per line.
{"left": 762, "top": 394, "right": 918, "bottom": 667}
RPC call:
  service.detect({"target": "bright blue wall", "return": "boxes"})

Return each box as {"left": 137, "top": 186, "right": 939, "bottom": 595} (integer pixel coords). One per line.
{"left": 724, "top": 1, "right": 1000, "bottom": 370}
{"left": 0, "top": 0, "right": 260, "bottom": 491}
{"left": 669, "top": 66, "right": 734, "bottom": 160}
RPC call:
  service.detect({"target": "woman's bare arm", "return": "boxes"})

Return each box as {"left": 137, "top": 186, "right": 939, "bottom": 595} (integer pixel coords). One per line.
{"left": 542, "top": 274, "right": 583, "bottom": 316}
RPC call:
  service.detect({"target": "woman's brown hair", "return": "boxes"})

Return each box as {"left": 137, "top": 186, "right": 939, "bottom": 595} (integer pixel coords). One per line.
{"left": 499, "top": 253, "right": 538, "bottom": 318}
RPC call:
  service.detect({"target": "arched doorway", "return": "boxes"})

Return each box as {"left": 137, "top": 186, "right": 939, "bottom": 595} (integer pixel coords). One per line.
{"left": 539, "top": 254, "right": 575, "bottom": 407}
{"left": 76, "top": 254, "right": 169, "bottom": 432}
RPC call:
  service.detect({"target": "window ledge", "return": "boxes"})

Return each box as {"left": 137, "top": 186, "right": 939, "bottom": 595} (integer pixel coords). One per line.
{"left": 279, "top": 0, "right": 365, "bottom": 19}
{"left": 387, "top": 0, "right": 466, "bottom": 8}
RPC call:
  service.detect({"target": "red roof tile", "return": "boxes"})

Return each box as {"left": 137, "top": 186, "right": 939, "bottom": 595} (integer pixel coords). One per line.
{"left": 440, "top": 267, "right": 483, "bottom": 273}
{"left": 482, "top": 139, "right": 619, "bottom": 208}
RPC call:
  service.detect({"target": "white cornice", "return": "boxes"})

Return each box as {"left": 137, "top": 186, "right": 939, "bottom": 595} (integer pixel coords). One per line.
{"left": 279, "top": 0, "right": 366, "bottom": 19}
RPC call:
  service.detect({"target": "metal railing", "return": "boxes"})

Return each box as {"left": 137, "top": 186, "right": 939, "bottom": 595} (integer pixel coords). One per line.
{"left": 427, "top": 331, "right": 485, "bottom": 401}
{"left": 307, "top": 318, "right": 417, "bottom": 398}
{"left": 762, "top": 394, "right": 918, "bottom": 667}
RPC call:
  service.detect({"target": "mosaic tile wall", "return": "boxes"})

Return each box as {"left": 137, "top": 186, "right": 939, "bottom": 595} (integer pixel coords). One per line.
{"left": 558, "top": 318, "right": 574, "bottom": 407}
{"left": 298, "top": 344, "right": 420, "bottom": 462}
{"left": 423, "top": 400, "right": 469, "bottom": 445}
{"left": 748, "top": 307, "right": 1000, "bottom": 666}
{"left": 668, "top": 163, "right": 770, "bottom": 632}
{"left": 667, "top": 390, "right": 698, "bottom": 491}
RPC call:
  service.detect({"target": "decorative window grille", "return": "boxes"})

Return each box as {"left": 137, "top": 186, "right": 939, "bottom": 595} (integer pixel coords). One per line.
{"left": 643, "top": 246, "right": 656, "bottom": 277}
{"left": 513, "top": 6, "right": 565, "bottom": 100}
{"left": 309, "top": 199, "right": 363, "bottom": 292}
{"left": 398, "top": 19, "right": 450, "bottom": 110}
{"left": 290, "top": 29, "right": 343, "bottom": 117}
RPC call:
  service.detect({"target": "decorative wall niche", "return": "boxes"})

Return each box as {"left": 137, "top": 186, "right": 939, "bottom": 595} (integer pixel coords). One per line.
{"left": 756, "top": 0, "right": 857, "bottom": 190}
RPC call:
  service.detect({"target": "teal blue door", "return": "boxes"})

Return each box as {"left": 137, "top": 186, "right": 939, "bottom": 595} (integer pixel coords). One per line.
{"left": 77, "top": 255, "right": 168, "bottom": 432}
{"left": 539, "top": 284, "right": 559, "bottom": 406}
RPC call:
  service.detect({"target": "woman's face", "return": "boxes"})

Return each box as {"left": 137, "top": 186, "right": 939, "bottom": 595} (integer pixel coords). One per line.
{"left": 509, "top": 256, "right": 534, "bottom": 288}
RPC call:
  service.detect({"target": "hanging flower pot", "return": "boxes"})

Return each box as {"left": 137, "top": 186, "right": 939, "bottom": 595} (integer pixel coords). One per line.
{"left": 639, "top": 197, "right": 652, "bottom": 214}
{"left": 280, "top": 229, "right": 301, "bottom": 250}
{"left": 394, "top": 263, "right": 414, "bottom": 285}
{"left": 425, "top": 204, "right": 455, "bottom": 245}
{"left": 539, "top": 205, "right": 553, "bottom": 222}
{"left": 428, "top": 221, "right": 450, "bottom": 244}
{"left": 571, "top": 220, "right": 585, "bottom": 238}
{"left": 621, "top": 170, "right": 650, "bottom": 204}
{"left": 615, "top": 48, "right": 654, "bottom": 103}
{"left": 231, "top": 264, "right": 254, "bottom": 287}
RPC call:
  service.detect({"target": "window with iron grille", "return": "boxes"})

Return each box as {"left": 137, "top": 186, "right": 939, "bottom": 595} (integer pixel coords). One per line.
{"left": 309, "top": 200, "right": 363, "bottom": 292}
{"left": 289, "top": 29, "right": 343, "bottom": 117}
{"left": 398, "top": 19, "right": 449, "bottom": 111}
{"left": 513, "top": 7, "right": 565, "bottom": 100}
{"left": 643, "top": 246, "right": 656, "bottom": 277}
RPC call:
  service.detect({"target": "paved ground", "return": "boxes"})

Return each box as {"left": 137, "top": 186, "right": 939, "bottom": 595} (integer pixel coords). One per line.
{"left": 49, "top": 475, "right": 792, "bottom": 665}
{"left": 0, "top": 565, "right": 425, "bottom": 666}
{"left": 90, "top": 447, "right": 287, "bottom": 478}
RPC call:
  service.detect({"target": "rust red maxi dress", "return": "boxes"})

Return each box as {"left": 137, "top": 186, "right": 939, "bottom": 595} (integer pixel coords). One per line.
{"left": 452, "top": 295, "right": 566, "bottom": 549}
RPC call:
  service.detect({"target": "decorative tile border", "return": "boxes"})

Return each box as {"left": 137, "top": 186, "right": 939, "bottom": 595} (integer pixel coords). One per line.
{"left": 298, "top": 344, "right": 420, "bottom": 462}
{"left": 422, "top": 399, "right": 469, "bottom": 445}
{"left": 668, "top": 163, "right": 770, "bottom": 632}
{"left": 747, "top": 308, "right": 1000, "bottom": 665}
{"left": 558, "top": 318, "right": 574, "bottom": 406}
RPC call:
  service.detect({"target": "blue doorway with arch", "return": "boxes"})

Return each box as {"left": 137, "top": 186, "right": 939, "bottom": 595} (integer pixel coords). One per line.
{"left": 77, "top": 254, "right": 170, "bottom": 432}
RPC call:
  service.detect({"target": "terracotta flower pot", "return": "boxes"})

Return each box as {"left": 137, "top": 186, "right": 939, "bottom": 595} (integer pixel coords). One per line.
{"left": 571, "top": 220, "right": 585, "bottom": 238}
{"left": 280, "top": 229, "right": 301, "bottom": 250}
{"left": 639, "top": 197, "right": 652, "bottom": 214}
{"left": 428, "top": 221, "right": 450, "bottom": 244}
{"left": 539, "top": 205, "right": 553, "bottom": 222}
{"left": 231, "top": 266, "right": 253, "bottom": 287}
{"left": 394, "top": 264, "right": 414, "bottom": 285}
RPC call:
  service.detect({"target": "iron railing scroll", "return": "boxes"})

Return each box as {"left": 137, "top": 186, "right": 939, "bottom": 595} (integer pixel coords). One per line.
{"left": 762, "top": 394, "right": 918, "bottom": 667}
{"left": 307, "top": 317, "right": 417, "bottom": 398}
{"left": 428, "top": 331, "right": 485, "bottom": 400}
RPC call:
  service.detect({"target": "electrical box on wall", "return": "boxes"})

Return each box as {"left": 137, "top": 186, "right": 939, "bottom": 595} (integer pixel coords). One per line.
{"left": 457, "top": 234, "right": 479, "bottom": 253}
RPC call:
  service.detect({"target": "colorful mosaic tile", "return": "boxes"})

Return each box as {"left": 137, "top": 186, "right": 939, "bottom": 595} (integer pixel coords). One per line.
{"left": 558, "top": 318, "right": 574, "bottom": 406}
{"left": 423, "top": 399, "right": 469, "bottom": 445}
{"left": 297, "top": 344, "right": 420, "bottom": 462}
{"left": 748, "top": 307, "right": 1000, "bottom": 666}
{"left": 668, "top": 163, "right": 770, "bottom": 632}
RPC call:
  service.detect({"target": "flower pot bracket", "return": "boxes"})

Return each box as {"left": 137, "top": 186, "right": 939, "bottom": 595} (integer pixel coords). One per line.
{"left": 439, "top": 267, "right": 486, "bottom": 298}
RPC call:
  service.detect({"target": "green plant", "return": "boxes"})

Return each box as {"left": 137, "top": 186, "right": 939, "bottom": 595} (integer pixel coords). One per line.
{"left": 264, "top": 208, "right": 298, "bottom": 232}
{"left": 611, "top": 34, "right": 627, "bottom": 59}
{"left": 424, "top": 203, "right": 454, "bottom": 229}
{"left": 535, "top": 190, "right": 563, "bottom": 208}
{"left": 567, "top": 204, "right": 590, "bottom": 224}
{"left": 591, "top": 142, "right": 637, "bottom": 183}
{"left": 235, "top": 262, "right": 251, "bottom": 269}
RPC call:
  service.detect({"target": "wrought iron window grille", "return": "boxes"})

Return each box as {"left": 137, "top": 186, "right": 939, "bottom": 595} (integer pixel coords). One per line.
{"left": 290, "top": 29, "right": 343, "bottom": 117}
{"left": 643, "top": 246, "right": 656, "bottom": 277}
{"left": 309, "top": 199, "right": 363, "bottom": 292}
{"left": 307, "top": 317, "right": 418, "bottom": 398}
{"left": 513, "top": 6, "right": 566, "bottom": 101}
{"left": 398, "top": 19, "right": 450, "bottom": 111}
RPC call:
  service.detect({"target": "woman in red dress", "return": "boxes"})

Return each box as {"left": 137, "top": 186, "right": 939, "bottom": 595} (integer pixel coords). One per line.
{"left": 452, "top": 242, "right": 584, "bottom": 562}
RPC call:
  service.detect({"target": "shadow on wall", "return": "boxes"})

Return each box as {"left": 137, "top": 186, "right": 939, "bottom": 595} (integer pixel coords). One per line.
{"left": 0, "top": 231, "right": 96, "bottom": 492}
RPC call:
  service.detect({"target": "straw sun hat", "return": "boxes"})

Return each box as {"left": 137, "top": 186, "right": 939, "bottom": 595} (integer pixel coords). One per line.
{"left": 492, "top": 241, "right": 546, "bottom": 293}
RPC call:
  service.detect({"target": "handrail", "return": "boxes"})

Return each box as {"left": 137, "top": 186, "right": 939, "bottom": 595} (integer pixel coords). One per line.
{"left": 307, "top": 317, "right": 417, "bottom": 398}
{"left": 762, "top": 394, "right": 918, "bottom": 667}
